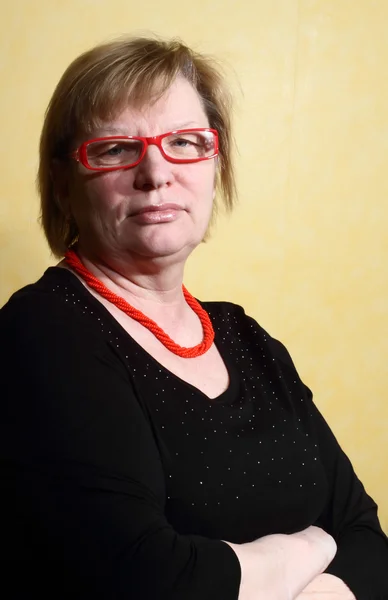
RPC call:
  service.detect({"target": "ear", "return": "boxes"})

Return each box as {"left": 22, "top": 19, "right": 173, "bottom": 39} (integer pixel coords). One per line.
{"left": 51, "top": 159, "right": 71, "bottom": 215}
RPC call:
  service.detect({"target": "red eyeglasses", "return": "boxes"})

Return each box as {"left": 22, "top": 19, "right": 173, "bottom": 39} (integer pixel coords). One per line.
{"left": 70, "top": 128, "right": 219, "bottom": 172}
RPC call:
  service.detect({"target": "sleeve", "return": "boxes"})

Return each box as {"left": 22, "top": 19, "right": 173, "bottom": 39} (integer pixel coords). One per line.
{"left": 0, "top": 295, "right": 241, "bottom": 600}
{"left": 262, "top": 326, "right": 388, "bottom": 599}
{"left": 309, "top": 396, "right": 388, "bottom": 600}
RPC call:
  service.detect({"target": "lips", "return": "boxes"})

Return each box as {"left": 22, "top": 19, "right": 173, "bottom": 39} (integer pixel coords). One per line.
{"left": 130, "top": 203, "right": 183, "bottom": 217}
{"left": 128, "top": 202, "right": 185, "bottom": 225}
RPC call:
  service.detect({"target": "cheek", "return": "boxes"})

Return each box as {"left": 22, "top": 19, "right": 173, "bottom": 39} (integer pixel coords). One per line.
{"left": 70, "top": 172, "right": 129, "bottom": 220}
{"left": 87, "top": 173, "right": 126, "bottom": 207}
{"left": 179, "top": 163, "right": 217, "bottom": 198}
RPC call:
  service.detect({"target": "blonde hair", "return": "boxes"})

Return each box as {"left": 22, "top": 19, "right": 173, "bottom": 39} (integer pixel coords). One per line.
{"left": 38, "top": 36, "right": 236, "bottom": 257}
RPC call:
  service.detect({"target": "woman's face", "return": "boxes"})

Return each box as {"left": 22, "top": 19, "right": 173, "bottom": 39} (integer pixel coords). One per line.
{"left": 66, "top": 77, "right": 217, "bottom": 265}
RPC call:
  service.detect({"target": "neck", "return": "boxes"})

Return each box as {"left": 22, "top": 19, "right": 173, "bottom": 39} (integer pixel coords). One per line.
{"left": 70, "top": 244, "right": 189, "bottom": 314}
{"left": 62, "top": 246, "right": 215, "bottom": 358}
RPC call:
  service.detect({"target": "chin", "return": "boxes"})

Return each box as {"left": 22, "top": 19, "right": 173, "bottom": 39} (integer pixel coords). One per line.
{"left": 134, "top": 242, "right": 195, "bottom": 261}
{"left": 132, "top": 238, "right": 200, "bottom": 261}
{"left": 128, "top": 226, "right": 204, "bottom": 260}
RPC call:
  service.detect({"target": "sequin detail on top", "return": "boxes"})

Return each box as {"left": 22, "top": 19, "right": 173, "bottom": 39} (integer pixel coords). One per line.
{"left": 51, "top": 274, "right": 327, "bottom": 543}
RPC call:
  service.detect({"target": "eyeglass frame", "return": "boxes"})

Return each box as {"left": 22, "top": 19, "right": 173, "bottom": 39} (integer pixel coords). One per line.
{"left": 70, "top": 127, "right": 219, "bottom": 172}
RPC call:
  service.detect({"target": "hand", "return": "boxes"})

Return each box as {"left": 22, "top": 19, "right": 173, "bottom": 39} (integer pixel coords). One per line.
{"left": 224, "top": 525, "right": 337, "bottom": 600}
{"left": 284, "top": 527, "right": 337, "bottom": 599}
{"left": 295, "top": 573, "right": 356, "bottom": 599}
{"left": 289, "top": 526, "right": 337, "bottom": 568}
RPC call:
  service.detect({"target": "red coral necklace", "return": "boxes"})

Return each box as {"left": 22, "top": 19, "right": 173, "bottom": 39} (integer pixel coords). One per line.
{"left": 64, "top": 249, "right": 215, "bottom": 358}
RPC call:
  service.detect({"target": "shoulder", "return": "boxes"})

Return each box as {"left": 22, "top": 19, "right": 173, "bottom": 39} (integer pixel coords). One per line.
{"left": 1, "top": 267, "right": 78, "bottom": 314}
{"left": 203, "top": 299, "right": 298, "bottom": 372}
{"left": 0, "top": 267, "right": 104, "bottom": 352}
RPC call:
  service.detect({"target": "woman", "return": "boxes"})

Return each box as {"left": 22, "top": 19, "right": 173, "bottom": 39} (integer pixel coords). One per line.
{"left": 1, "top": 36, "right": 387, "bottom": 599}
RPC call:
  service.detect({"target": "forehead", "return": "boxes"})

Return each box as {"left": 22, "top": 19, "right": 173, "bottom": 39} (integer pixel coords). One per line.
{"left": 90, "top": 76, "right": 209, "bottom": 136}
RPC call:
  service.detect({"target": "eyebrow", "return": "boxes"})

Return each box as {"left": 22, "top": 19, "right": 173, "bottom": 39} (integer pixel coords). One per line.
{"left": 93, "top": 122, "right": 206, "bottom": 137}
{"left": 93, "top": 127, "right": 129, "bottom": 136}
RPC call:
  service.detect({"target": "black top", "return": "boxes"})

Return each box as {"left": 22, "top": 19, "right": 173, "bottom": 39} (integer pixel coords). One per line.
{"left": 1, "top": 267, "right": 387, "bottom": 599}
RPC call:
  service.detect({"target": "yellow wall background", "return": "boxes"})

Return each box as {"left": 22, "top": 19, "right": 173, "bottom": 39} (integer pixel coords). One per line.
{"left": 1, "top": 0, "right": 387, "bottom": 530}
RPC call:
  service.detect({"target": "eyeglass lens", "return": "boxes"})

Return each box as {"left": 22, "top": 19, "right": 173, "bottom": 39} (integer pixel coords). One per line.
{"left": 86, "top": 130, "right": 216, "bottom": 168}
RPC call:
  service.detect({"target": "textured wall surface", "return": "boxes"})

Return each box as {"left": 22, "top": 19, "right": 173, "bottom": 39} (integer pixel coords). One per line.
{"left": 1, "top": 0, "right": 387, "bottom": 529}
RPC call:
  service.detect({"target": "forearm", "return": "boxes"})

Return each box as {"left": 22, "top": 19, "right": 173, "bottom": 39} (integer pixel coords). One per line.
{"left": 308, "top": 394, "right": 388, "bottom": 599}
{"left": 295, "top": 574, "right": 356, "bottom": 599}
{"left": 225, "top": 527, "right": 337, "bottom": 600}
{"left": 322, "top": 528, "right": 388, "bottom": 600}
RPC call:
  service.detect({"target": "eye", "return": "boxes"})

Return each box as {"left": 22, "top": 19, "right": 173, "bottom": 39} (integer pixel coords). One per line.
{"left": 171, "top": 137, "right": 197, "bottom": 147}
{"left": 86, "top": 139, "right": 143, "bottom": 167}
{"left": 105, "top": 145, "right": 124, "bottom": 156}
{"left": 163, "top": 132, "right": 211, "bottom": 159}
{"left": 96, "top": 143, "right": 132, "bottom": 157}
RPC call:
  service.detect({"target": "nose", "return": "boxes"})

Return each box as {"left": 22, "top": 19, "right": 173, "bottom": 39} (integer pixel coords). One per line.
{"left": 133, "top": 144, "right": 173, "bottom": 191}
